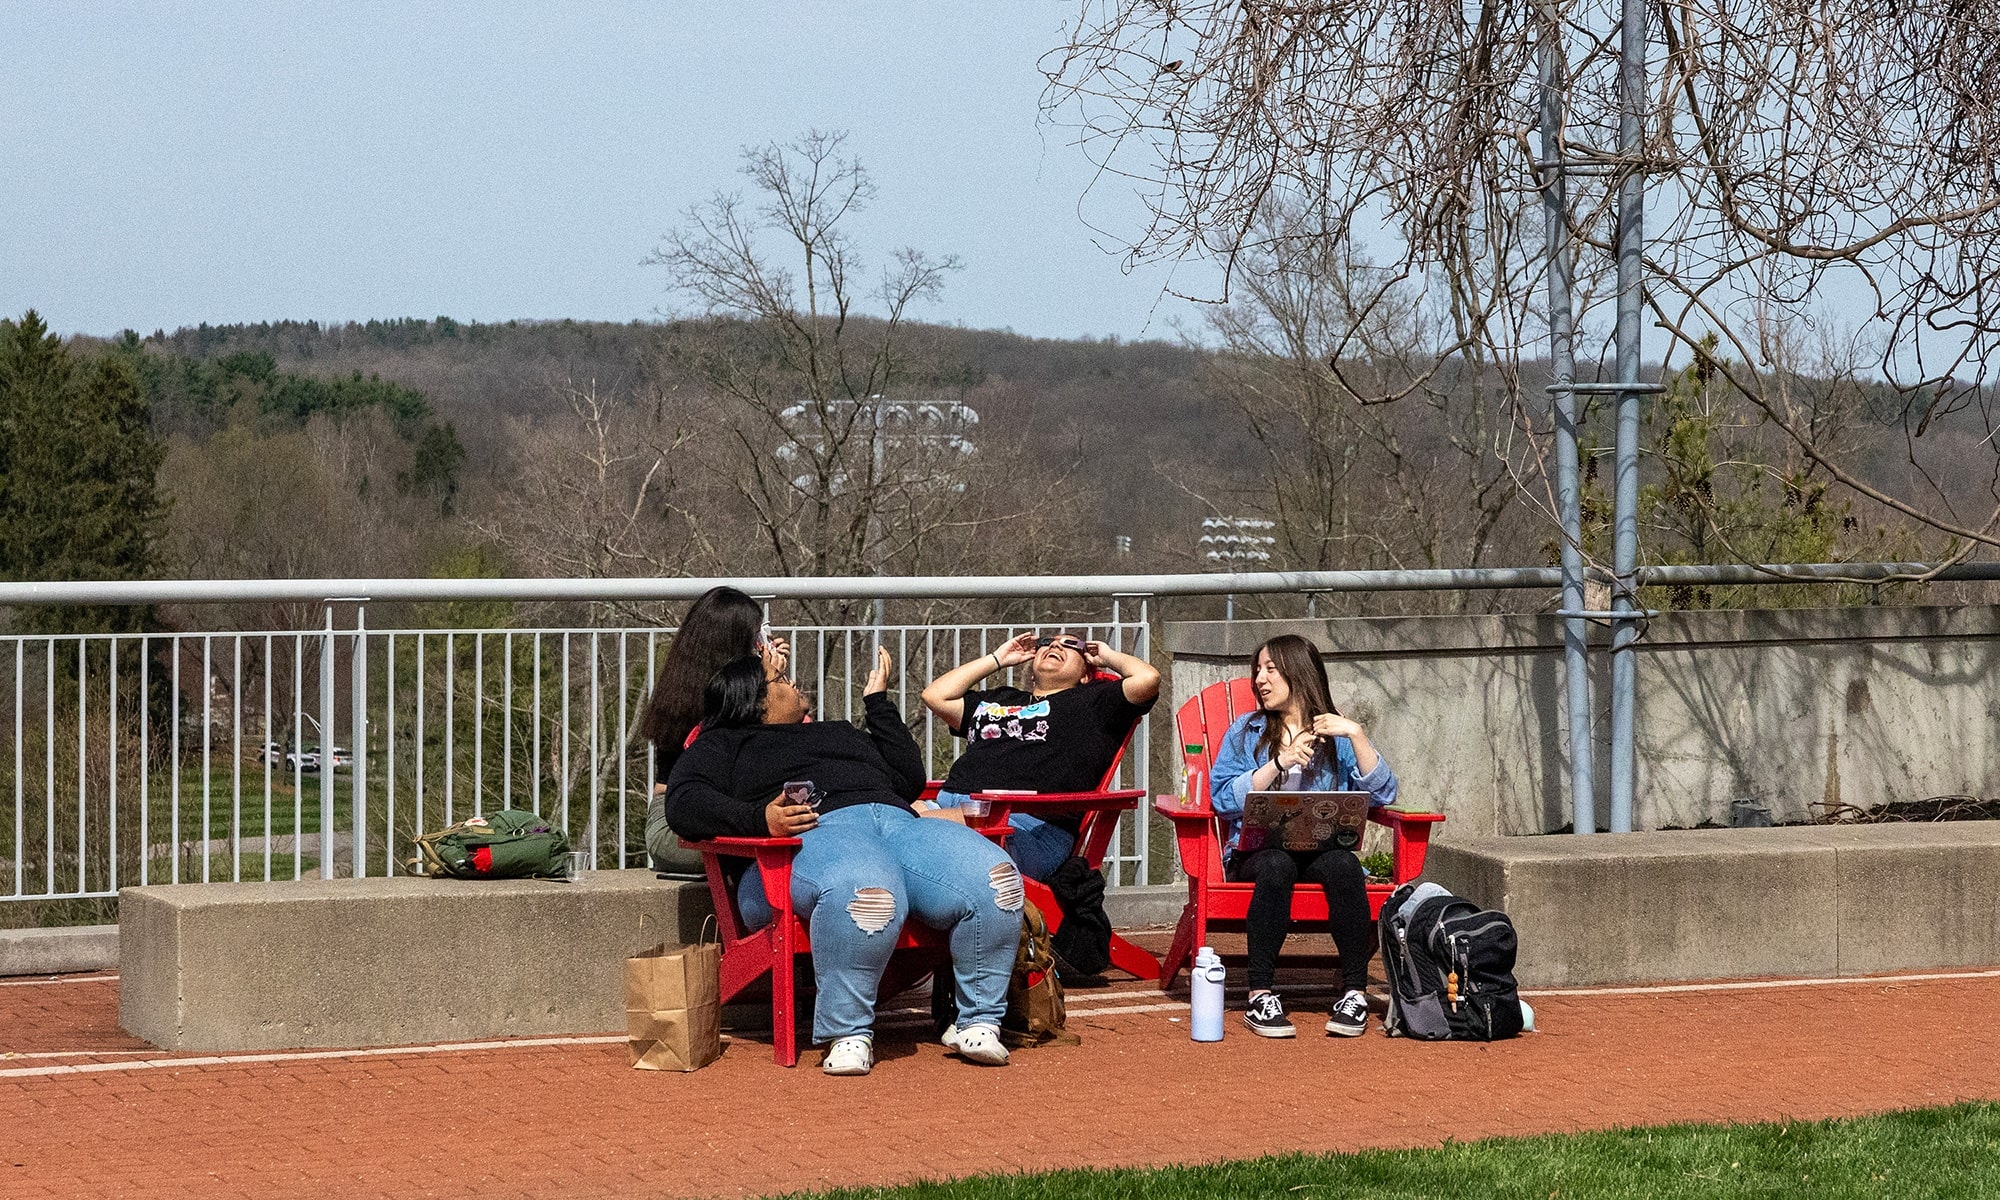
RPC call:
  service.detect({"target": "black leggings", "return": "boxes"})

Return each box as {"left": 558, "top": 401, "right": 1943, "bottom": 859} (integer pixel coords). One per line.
{"left": 1225, "top": 847, "right": 1376, "bottom": 993}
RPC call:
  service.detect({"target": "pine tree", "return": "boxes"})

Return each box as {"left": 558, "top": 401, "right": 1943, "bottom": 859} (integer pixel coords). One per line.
{"left": 0, "top": 311, "right": 74, "bottom": 578}
{"left": 0, "top": 311, "right": 168, "bottom": 633}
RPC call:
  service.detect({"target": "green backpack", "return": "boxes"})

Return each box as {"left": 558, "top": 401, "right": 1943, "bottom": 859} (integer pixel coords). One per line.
{"left": 411, "top": 810, "right": 572, "bottom": 880}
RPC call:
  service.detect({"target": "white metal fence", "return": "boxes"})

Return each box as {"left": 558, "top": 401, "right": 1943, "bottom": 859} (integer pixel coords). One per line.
{"left": 9, "top": 558, "right": 1995, "bottom": 912}
{"left": 1, "top": 604, "right": 1155, "bottom": 907}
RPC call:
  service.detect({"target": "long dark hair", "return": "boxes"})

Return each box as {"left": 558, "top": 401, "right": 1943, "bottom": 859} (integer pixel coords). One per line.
{"left": 641, "top": 587, "right": 765, "bottom": 767}
{"left": 702, "top": 656, "right": 770, "bottom": 730}
{"left": 1252, "top": 634, "right": 1339, "bottom": 767}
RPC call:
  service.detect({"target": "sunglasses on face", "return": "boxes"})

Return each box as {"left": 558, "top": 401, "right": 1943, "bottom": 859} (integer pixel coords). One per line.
{"left": 1036, "top": 636, "right": 1087, "bottom": 653}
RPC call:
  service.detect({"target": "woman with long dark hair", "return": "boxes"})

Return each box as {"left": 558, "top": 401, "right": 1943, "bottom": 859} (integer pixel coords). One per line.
{"left": 1207, "top": 634, "right": 1399, "bottom": 1040}
{"left": 640, "top": 587, "right": 786, "bottom": 873}
{"left": 667, "top": 650, "right": 1022, "bottom": 1076}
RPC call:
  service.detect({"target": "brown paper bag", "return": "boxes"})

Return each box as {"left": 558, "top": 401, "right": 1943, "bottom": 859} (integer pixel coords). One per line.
{"left": 625, "top": 940, "right": 722, "bottom": 1071}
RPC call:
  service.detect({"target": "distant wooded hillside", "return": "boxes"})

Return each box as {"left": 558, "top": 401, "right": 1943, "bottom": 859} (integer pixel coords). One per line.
{"left": 70, "top": 314, "right": 1991, "bottom": 629}
{"left": 116, "top": 316, "right": 1263, "bottom": 578}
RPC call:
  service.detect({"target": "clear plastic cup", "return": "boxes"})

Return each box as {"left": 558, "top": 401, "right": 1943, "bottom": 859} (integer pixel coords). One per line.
{"left": 561, "top": 850, "right": 588, "bottom": 882}
{"left": 959, "top": 796, "right": 993, "bottom": 819}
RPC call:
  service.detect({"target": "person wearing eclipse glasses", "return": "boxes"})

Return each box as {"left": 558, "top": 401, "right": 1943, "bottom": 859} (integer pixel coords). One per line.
{"left": 920, "top": 630, "right": 1160, "bottom": 882}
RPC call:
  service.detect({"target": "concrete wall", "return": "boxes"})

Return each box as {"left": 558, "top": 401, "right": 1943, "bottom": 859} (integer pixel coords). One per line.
{"left": 121, "top": 872, "right": 711, "bottom": 1051}
{"left": 1425, "top": 824, "right": 2000, "bottom": 986}
{"left": 1167, "top": 605, "right": 2000, "bottom": 838}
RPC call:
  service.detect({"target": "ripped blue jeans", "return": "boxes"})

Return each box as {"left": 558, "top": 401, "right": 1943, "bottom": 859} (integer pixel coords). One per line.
{"left": 738, "top": 801, "right": 1022, "bottom": 1043}
{"left": 932, "top": 790, "right": 1075, "bottom": 882}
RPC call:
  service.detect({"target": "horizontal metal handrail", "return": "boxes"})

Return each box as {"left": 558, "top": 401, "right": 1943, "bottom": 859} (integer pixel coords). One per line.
{"left": 0, "top": 560, "right": 1993, "bottom": 606}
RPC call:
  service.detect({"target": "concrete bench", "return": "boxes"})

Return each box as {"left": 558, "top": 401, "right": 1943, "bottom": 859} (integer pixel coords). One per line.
{"left": 0, "top": 924, "right": 119, "bottom": 976}
{"left": 1425, "top": 822, "right": 2000, "bottom": 986}
{"left": 120, "top": 872, "right": 710, "bottom": 1051}
{"left": 114, "top": 871, "right": 1185, "bottom": 1053}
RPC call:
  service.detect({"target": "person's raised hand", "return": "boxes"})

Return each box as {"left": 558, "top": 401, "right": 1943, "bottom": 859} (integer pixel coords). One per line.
{"left": 864, "top": 646, "right": 893, "bottom": 696}
{"left": 760, "top": 636, "right": 791, "bottom": 679}
{"left": 994, "top": 631, "right": 1039, "bottom": 668}
{"left": 1311, "top": 712, "right": 1365, "bottom": 742}
{"left": 765, "top": 795, "right": 817, "bottom": 837}
{"left": 1275, "top": 731, "right": 1318, "bottom": 772}
{"left": 1082, "top": 639, "right": 1116, "bottom": 667}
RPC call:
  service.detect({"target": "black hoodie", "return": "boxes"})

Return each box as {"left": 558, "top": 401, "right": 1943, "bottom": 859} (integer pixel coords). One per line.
{"left": 664, "top": 694, "right": 928, "bottom": 841}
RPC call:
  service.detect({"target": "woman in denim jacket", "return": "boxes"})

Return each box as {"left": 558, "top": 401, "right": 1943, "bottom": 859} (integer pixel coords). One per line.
{"left": 1208, "top": 634, "right": 1398, "bottom": 1039}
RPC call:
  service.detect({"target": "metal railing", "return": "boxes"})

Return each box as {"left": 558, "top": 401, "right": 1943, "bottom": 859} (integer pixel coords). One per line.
{"left": 4, "top": 559, "right": 1998, "bottom": 910}
{"left": 0, "top": 602, "right": 1154, "bottom": 906}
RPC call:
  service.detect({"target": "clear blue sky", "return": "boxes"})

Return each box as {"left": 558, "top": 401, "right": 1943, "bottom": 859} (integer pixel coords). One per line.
{"left": 4, "top": 2, "right": 1212, "bottom": 342}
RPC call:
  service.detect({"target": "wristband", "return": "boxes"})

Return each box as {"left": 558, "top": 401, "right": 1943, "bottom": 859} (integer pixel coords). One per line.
{"left": 990, "top": 653, "right": 1001, "bottom": 673}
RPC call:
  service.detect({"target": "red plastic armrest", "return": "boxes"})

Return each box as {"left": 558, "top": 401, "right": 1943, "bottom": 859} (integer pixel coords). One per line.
{"left": 1153, "top": 794, "right": 1216, "bottom": 822}
{"left": 685, "top": 835, "right": 804, "bottom": 854}
{"left": 1366, "top": 807, "right": 1443, "bottom": 885}
{"left": 983, "top": 788, "right": 1144, "bottom": 812}
{"left": 1369, "top": 805, "right": 1446, "bottom": 827}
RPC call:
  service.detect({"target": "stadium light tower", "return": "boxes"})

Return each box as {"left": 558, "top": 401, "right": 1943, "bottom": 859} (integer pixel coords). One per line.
{"left": 776, "top": 394, "right": 978, "bottom": 627}
{"left": 1200, "top": 516, "right": 1275, "bottom": 621}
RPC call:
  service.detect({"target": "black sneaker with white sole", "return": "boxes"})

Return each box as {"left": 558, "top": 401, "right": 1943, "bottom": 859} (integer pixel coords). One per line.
{"left": 1325, "top": 989, "right": 1369, "bottom": 1037}
{"left": 1243, "top": 991, "right": 1296, "bottom": 1038}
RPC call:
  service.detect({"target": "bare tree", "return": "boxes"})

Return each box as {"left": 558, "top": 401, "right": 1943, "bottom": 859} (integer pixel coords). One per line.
{"left": 1041, "top": 0, "right": 2000, "bottom": 563}
{"left": 646, "top": 130, "right": 1031, "bottom": 617}
{"left": 469, "top": 374, "right": 707, "bottom": 611}
{"left": 1200, "top": 203, "right": 1524, "bottom": 597}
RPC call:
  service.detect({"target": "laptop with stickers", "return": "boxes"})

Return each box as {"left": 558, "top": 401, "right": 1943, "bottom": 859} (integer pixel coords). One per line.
{"left": 1237, "top": 791, "right": 1372, "bottom": 854}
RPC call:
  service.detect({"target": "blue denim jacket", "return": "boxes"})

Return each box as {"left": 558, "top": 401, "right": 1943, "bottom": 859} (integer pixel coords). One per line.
{"left": 1207, "top": 710, "right": 1399, "bottom": 854}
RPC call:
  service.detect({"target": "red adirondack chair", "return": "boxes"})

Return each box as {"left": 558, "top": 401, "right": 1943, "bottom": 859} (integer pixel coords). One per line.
{"left": 682, "top": 666, "right": 1161, "bottom": 1064}
{"left": 1154, "top": 677, "right": 1445, "bottom": 989}
{"left": 681, "top": 710, "right": 983, "bottom": 1066}
{"left": 686, "top": 830, "right": 979, "bottom": 1066}
{"left": 928, "top": 687, "right": 1161, "bottom": 981}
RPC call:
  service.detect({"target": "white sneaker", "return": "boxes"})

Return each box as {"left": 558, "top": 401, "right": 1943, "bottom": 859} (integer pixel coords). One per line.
{"left": 821, "top": 1035, "right": 874, "bottom": 1075}
{"left": 941, "top": 1022, "right": 1011, "bottom": 1066}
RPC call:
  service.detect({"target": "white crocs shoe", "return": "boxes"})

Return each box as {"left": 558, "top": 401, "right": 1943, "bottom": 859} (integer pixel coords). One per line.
{"left": 941, "top": 1022, "right": 1010, "bottom": 1066}
{"left": 821, "top": 1035, "right": 874, "bottom": 1076}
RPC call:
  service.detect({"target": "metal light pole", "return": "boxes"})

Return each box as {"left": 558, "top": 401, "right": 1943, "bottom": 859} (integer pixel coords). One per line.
{"left": 1538, "top": 0, "right": 1658, "bottom": 833}
{"left": 1539, "top": 14, "right": 1597, "bottom": 834}
{"left": 1606, "top": 0, "right": 1651, "bottom": 833}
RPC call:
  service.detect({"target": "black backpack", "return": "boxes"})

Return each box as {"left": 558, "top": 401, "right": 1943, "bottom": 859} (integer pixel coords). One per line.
{"left": 1379, "top": 882, "right": 1525, "bottom": 1041}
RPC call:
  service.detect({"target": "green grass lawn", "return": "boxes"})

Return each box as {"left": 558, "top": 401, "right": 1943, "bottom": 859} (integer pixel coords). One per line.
{"left": 783, "top": 1103, "right": 2000, "bottom": 1200}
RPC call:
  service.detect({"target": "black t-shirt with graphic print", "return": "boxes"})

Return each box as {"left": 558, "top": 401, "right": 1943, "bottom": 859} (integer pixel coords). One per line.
{"left": 940, "top": 679, "right": 1154, "bottom": 810}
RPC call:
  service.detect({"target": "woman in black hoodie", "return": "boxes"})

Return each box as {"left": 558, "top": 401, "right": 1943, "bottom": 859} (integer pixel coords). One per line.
{"left": 667, "top": 649, "right": 1022, "bottom": 1077}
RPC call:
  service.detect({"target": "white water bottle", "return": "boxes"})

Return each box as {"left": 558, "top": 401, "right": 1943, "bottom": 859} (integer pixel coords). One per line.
{"left": 1190, "top": 946, "right": 1225, "bottom": 1042}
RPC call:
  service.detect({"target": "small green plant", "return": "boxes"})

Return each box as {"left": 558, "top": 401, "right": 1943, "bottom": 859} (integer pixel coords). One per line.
{"left": 1361, "top": 850, "right": 1392, "bottom": 881}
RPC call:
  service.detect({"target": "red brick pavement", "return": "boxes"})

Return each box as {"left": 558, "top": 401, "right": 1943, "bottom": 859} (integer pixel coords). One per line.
{"left": 3, "top": 967, "right": 1998, "bottom": 1199}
